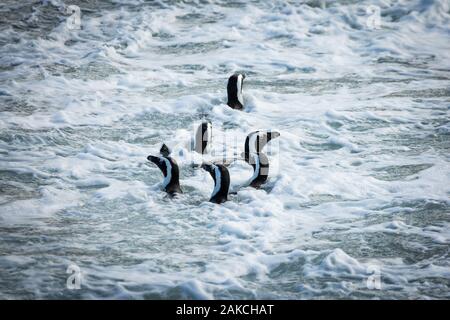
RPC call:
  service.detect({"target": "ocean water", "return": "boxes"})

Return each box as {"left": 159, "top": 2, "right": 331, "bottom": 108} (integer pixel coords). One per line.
{"left": 0, "top": 0, "right": 449, "bottom": 299}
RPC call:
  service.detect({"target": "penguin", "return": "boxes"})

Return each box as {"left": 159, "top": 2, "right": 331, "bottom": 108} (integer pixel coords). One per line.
{"left": 147, "top": 144, "right": 182, "bottom": 195}
{"left": 248, "top": 152, "right": 270, "bottom": 188}
{"left": 201, "top": 162, "right": 230, "bottom": 204}
{"left": 227, "top": 73, "right": 245, "bottom": 110}
{"left": 244, "top": 130, "right": 280, "bottom": 165}
{"left": 192, "top": 120, "right": 212, "bottom": 154}
{"left": 159, "top": 143, "right": 171, "bottom": 157}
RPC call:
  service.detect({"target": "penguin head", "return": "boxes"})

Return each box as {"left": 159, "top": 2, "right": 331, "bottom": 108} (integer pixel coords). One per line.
{"left": 147, "top": 155, "right": 168, "bottom": 177}
{"left": 244, "top": 130, "right": 280, "bottom": 163}
{"left": 227, "top": 73, "right": 245, "bottom": 110}
{"left": 254, "top": 130, "right": 280, "bottom": 152}
{"left": 200, "top": 162, "right": 215, "bottom": 175}
{"left": 267, "top": 130, "right": 280, "bottom": 142}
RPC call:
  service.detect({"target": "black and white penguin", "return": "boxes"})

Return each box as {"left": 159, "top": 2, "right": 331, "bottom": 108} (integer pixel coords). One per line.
{"left": 192, "top": 120, "right": 212, "bottom": 154}
{"left": 147, "top": 144, "right": 182, "bottom": 195}
{"left": 248, "top": 152, "right": 270, "bottom": 188}
{"left": 201, "top": 162, "right": 230, "bottom": 204}
{"left": 227, "top": 73, "right": 245, "bottom": 110}
{"left": 244, "top": 130, "right": 280, "bottom": 165}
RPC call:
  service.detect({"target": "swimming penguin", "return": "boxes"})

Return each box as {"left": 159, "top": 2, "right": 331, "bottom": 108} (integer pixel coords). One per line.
{"left": 201, "top": 162, "right": 230, "bottom": 204}
{"left": 244, "top": 130, "right": 280, "bottom": 164}
{"left": 159, "top": 143, "right": 171, "bottom": 157}
{"left": 227, "top": 73, "right": 245, "bottom": 110}
{"left": 248, "top": 152, "right": 270, "bottom": 188}
{"left": 192, "top": 120, "right": 212, "bottom": 154}
{"left": 147, "top": 144, "right": 182, "bottom": 195}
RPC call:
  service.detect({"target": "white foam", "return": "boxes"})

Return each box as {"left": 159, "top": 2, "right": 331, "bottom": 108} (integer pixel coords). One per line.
{"left": 0, "top": 0, "right": 449, "bottom": 299}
